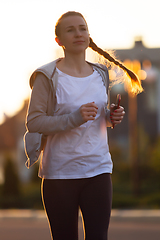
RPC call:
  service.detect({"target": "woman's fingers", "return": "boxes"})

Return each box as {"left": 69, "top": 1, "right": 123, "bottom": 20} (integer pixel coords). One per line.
{"left": 110, "top": 105, "right": 125, "bottom": 126}
{"left": 80, "top": 102, "right": 98, "bottom": 122}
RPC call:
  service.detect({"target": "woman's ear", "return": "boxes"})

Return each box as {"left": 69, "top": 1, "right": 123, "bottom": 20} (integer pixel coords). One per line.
{"left": 55, "top": 37, "right": 63, "bottom": 46}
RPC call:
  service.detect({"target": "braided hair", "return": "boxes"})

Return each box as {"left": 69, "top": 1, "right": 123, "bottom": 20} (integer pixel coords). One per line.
{"left": 89, "top": 38, "right": 143, "bottom": 95}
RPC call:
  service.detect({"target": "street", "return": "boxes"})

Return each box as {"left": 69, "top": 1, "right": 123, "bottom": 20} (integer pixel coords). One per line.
{"left": 0, "top": 210, "right": 160, "bottom": 240}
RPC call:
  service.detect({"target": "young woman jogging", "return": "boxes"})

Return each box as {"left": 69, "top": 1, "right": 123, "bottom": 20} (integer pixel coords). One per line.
{"left": 26, "top": 11, "right": 143, "bottom": 240}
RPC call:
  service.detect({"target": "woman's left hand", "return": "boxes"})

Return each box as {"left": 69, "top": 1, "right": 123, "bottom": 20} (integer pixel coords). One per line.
{"left": 110, "top": 104, "right": 125, "bottom": 127}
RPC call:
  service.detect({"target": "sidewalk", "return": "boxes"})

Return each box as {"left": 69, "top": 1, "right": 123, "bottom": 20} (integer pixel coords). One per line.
{"left": 111, "top": 209, "right": 160, "bottom": 218}
{"left": 0, "top": 209, "right": 45, "bottom": 219}
{"left": 0, "top": 209, "right": 160, "bottom": 219}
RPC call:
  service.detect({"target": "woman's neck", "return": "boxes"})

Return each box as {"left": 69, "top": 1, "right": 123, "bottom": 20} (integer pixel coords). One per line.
{"left": 56, "top": 52, "right": 93, "bottom": 77}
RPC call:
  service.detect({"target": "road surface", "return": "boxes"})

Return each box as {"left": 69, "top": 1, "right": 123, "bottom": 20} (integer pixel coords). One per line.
{"left": 0, "top": 210, "right": 160, "bottom": 240}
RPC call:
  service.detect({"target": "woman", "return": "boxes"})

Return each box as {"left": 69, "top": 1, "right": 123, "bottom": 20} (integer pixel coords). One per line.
{"left": 26, "top": 11, "right": 143, "bottom": 240}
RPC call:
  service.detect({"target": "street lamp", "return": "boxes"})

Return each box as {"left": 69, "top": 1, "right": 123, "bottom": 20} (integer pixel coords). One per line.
{"left": 123, "top": 59, "right": 142, "bottom": 196}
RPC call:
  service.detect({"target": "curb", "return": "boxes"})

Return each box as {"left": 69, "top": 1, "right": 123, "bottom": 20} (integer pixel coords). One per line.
{"left": 0, "top": 209, "right": 160, "bottom": 219}
{"left": 0, "top": 210, "right": 46, "bottom": 219}
{"left": 111, "top": 209, "right": 160, "bottom": 218}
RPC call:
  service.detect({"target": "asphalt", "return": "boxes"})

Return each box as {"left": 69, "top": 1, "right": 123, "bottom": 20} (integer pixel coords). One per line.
{"left": 0, "top": 209, "right": 160, "bottom": 240}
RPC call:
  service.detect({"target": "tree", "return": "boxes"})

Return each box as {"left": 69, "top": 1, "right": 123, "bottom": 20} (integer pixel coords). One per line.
{"left": 2, "top": 154, "right": 20, "bottom": 197}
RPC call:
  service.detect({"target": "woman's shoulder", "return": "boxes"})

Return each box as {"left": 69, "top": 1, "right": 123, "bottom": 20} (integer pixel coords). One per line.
{"left": 29, "top": 58, "right": 61, "bottom": 89}
{"left": 87, "top": 61, "right": 108, "bottom": 72}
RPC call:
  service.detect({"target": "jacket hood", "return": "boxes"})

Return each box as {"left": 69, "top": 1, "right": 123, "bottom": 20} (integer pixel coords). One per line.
{"left": 29, "top": 59, "right": 62, "bottom": 89}
{"left": 29, "top": 58, "right": 108, "bottom": 89}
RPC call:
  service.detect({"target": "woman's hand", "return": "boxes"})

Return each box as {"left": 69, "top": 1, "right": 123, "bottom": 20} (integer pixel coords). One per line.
{"left": 80, "top": 102, "right": 98, "bottom": 122}
{"left": 110, "top": 103, "right": 125, "bottom": 128}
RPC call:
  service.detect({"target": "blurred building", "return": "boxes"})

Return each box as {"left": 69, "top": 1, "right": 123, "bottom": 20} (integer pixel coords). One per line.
{"left": 0, "top": 100, "right": 30, "bottom": 184}
{"left": 108, "top": 37, "right": 160, "bottom": 146}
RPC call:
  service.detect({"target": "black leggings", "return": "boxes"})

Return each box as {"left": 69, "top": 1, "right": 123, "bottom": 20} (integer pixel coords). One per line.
{"left": 41, "top": 173, "right": 112, "bottom": 240}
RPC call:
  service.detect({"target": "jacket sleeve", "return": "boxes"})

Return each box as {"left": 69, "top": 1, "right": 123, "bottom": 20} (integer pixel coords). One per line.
{"left": 105, "top": 108, "right": 112, "bottom": 127}
{"left": 102, "top": 65, "right": 112, "bottom": 128}
{"left": 26, "top": 74, "right": 85, "bottom": 135}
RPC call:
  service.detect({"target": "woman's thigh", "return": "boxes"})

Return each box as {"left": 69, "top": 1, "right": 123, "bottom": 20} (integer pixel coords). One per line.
{"left": 79, "top": 173, "right": 112, "bottom": 240}
{"left": 41, "top": 179, "right": 80, "bottom": 240}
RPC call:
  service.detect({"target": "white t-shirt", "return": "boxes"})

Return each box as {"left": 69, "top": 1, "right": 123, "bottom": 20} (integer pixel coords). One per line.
{"left": 39, "top": 68, "right": 113, "bottom": 179}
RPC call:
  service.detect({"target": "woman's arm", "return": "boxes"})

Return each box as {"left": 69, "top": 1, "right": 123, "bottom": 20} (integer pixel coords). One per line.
{"left": 26, "top": 74, "right": 85, "bottom": 135}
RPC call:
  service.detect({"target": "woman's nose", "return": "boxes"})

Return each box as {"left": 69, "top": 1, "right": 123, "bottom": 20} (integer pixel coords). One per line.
{"left": 75, "top": 29, "right": 82, "bottom": 37}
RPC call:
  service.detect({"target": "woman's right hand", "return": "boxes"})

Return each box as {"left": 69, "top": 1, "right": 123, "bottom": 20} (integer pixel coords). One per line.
{"left": 80, "top": 102, "right": 98, "bottom": 122}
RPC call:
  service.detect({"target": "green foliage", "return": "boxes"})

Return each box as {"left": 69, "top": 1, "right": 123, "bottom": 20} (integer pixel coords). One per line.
{"left": 0, "top": 155, "right": 42, "bottom": 209}
{"left": 1, "top": 155, "right": 21, "bottom": 208}
{"left": 30, "top": 164, "right": 41, "bottom": 184}
{"left": 110, "top": 131, "right": 160, "bottom": 209}
{"left": 149, "top": 137, "right": 160, "bottom": 173}
{"left": 2, "top": 155, "right": 20, "bottom": 197}
{"left": 20, "top": 181, "right": 43, "bottom": 209}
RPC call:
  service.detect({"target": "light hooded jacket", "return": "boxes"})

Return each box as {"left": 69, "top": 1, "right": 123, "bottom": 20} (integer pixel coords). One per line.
{"left": 26, "top": 58, "right": 112, "bottom": 134}
{"left": 25, "top": 59, "right": 112, "bottom": 168}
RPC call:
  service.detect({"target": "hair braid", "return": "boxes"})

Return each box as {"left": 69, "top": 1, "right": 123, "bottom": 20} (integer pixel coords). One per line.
{"left": 89, "top": 37, "right": 143, "bottom": 94}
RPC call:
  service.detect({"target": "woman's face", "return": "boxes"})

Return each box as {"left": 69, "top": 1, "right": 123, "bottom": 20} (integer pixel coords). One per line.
{"left": 56, "top": 15, "right": 90, "bottom": 54}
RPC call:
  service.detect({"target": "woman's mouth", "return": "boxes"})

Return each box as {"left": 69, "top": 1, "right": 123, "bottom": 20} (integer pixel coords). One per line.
{"left": 73, "top": 41, "right": 85, "bottom": 44}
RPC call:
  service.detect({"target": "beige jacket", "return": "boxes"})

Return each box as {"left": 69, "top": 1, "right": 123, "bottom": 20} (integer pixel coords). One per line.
{"left": 26, "top": 58, "right": 112, "bottom": 136}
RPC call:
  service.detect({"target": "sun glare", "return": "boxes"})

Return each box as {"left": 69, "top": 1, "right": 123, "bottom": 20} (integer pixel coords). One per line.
{"left": 0, "top": 0, "right": 160, "bottom": 124}
{"left": 138, "top": 70, "right": 147, "bottom": 80}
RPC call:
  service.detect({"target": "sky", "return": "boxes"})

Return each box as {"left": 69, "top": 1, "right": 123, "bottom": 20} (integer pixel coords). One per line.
{"left": 0, "top": 0, "right": 160, "bottom": 124}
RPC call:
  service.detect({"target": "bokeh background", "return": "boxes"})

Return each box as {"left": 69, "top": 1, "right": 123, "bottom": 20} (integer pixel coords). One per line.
{"left": 0, "top": 0, "right": 160, "bottom": 211}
